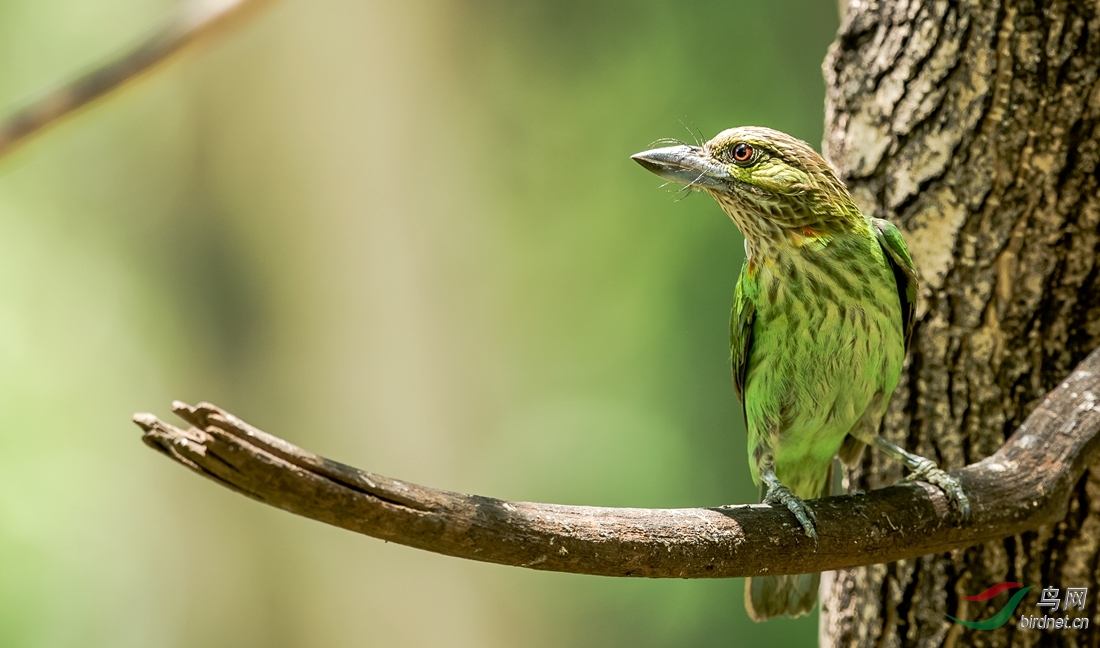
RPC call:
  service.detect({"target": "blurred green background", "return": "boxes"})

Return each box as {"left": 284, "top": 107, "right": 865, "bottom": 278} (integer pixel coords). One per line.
{"left": 0, "top": 1, "right": 838, "bottom": 646}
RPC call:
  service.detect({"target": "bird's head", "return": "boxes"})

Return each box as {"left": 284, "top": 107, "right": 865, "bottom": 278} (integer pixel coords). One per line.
{"left": 632, "top": 126, "right": 861, "bottom": 248}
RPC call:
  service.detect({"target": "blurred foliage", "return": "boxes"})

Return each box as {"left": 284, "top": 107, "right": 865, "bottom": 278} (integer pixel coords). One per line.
{"left": 0, "top": 0, "right": 837, "bottom": 646}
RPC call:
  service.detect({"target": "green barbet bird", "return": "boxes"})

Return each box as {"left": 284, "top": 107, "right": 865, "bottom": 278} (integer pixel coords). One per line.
{"left": 632, "top": 127, "right": 969, "bottom": 620}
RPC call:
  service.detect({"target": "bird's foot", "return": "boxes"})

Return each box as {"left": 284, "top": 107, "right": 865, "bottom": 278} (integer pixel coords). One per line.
{"left": 763, "top": 483, "right": 818, "bottom": 545}
{"left": 872, "top": 436, "right": 971, "bottom": 521}
{"left": 904, "top": 458, "right": 971, "bottom": 520}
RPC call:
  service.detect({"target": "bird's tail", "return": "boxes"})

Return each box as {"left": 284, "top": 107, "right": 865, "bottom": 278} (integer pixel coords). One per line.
{"left": 745, "top": 572, "right": 820, "bottom": 620}
{"left": 745, "top": 461, "right": 831, "bottom": 621}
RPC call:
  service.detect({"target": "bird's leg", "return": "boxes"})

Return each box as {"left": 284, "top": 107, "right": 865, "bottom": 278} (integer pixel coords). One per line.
{"left": 872, "top": 437, "right": 970, "bottom": 520}
{"left": 760, "top": 467, "right": 818, "bottom": 544}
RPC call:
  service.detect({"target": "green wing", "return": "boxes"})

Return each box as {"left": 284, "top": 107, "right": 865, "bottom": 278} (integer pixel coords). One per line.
{"left": 872, "top": 218, "right": 918, "bottom": 350}
{"left": 730, "top": 260, "right": 756, "bottom": 405}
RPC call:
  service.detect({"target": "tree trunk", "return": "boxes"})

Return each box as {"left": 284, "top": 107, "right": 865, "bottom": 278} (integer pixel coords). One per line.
{"left": 820, "top": 1, "right": 1100, "bottom": 646}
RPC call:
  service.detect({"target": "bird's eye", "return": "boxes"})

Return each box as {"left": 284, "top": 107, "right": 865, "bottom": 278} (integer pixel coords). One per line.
{"left": 731, "top": 143, "right": 754, "bottom": 163}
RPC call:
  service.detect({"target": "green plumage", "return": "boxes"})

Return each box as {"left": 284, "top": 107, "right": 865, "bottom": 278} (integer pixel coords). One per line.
{"left": 634, "top": 126, "right": 965, "bottom": 622}
{"left": 733, "top": 217, "right": 913, "bottom": 620}
{"left": 733, "top": 218, "right": 911, "bottom": 501}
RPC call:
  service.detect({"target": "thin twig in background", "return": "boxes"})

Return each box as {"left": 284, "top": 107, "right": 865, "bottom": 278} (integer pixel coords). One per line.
{"left": 133, "top": 347, "right": 1100, "bottom": 579}
{"left": 0, "top": 0, "right": 276, "bottom": 160}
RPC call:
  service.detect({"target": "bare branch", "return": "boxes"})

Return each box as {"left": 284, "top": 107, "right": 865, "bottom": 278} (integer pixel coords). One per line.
{"left": 0, "top": 0, "right": 276, "bottom": 159}
{"left": 133, "top": 347, "right": 1100, "bottom": 579}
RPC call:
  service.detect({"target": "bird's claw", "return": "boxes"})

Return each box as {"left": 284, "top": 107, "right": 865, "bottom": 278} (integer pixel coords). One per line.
{"left": 764, "top": 483, "right": 819, "bottom": 545}
{"left": 904, "top": 459, "right": 970, "bottom": 520}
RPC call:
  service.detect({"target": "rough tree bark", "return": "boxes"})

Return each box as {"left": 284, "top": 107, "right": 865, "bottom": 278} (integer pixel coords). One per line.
{"left": 822, "top": 1, "right": 1100, "bottom": 646}
{"left": 127, "top": 376, "right": 1100, "bottom": 582}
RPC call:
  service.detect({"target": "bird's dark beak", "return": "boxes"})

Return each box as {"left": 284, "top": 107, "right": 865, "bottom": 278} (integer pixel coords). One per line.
{"left": 631, "top": 144, "right": 729, "bottom": 189}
